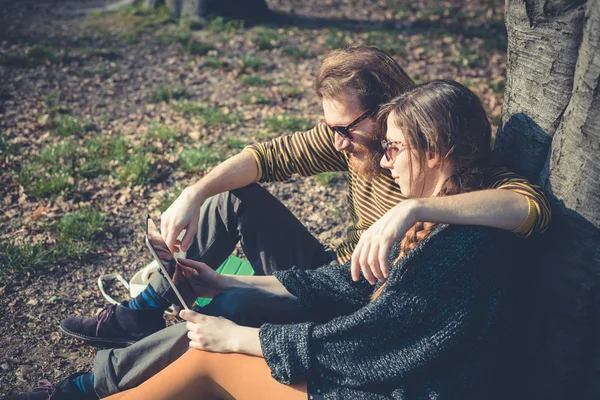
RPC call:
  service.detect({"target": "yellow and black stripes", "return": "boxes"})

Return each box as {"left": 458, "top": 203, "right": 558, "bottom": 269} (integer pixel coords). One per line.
{"left": 244, "top": 124, "right": 551, "bottom": 264}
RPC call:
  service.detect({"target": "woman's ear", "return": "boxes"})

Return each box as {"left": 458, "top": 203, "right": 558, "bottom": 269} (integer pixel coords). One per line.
{"left": 427, "top": 152, "right": 442, "bottom": 169}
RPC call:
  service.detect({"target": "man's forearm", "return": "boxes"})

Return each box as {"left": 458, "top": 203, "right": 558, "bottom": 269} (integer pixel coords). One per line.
{"left": 187, "top": 151, "right": 259, "bottom": 199}
{"left": 220, "top": 274, "right": 296, "bottom": 299}
{"left": 411, "top": 189, "right": 530, "bottom": 232}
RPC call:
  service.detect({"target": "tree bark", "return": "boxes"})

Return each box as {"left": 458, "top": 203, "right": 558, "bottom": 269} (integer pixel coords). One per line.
{"left": 496, "top": 0, "right": 600, "bottom": 398}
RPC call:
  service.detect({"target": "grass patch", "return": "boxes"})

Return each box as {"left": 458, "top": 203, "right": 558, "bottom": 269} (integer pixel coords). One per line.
{"left": 205, "top": 16, "right": 244, "bottom": 33}
{"left": 158, "top": 184, "right": 184, "bottom": 213}
{"left": 0, "top": 43, "right": 64, "bottom": 68}
{"left": 253, "top": 26, "right": 282, "bottom": 50}
{"left": 454, "top": 47, "right": 481, "bottom": 68}
{"left": 489, "top": 80, "right": 506, "bottom": 94}
{"left": 185, "top": 41, "right": 214, "bottom": 55}
{"left": 326, "top": 29, "right": 351, "bottom": 49}
{"left": 314, "top": 172, "right": 344, "bottom": 186}
{"left": 57, "top": 208, "right": 107, "bottom": 242}
{"left": 223, "top": 137, "right": 248, "bottom": 151}
{"left": 490, "top": 114, "right": 502, "bottom": 126}
{"left": 204, "top": 56, "right": 224, "bottom": 69}
{"left": 17, "top": 167, "right": 73, "bottom": 198}
{"left": 282, "top": 46, "right": 308, "bottom": 59}
{"left": 264, "top": 114, "right": 312, "bottom": 132}
{"left": 282, "top": 86, "right": 304, "bottom": 99}
{"left": 366, "top": 31, "right": 406, "bottom": 56}
{"left": 241, "top": 92, "right": 269, "bottom": 105}
{"left": 178, "top": 148, "right": 222, "bottom": 172}
{"left": 117, "top": 151, "right": 155, "bottom": 185}
{"left": 147, "top": 122, "right": 178, "bottom": 141}
{"left": 173, "top": 103, "right": 241, "bottom": 126}
{"left": 0, "top": 240, "right": 56, "bottom": 276}
{"left": 0, "top": 132, "right": 16, "bottom": 156}
{"left": 241, "top": 55, "right": 264, "bottom": 71}
{"left": 149, "top": 85, "right": 187, "bottom": 103}
{"left": 241, "top": 75, "right": 270, "bottom": 87}
{"left": 51, "top": 116, "right": 92, "bottom": 137}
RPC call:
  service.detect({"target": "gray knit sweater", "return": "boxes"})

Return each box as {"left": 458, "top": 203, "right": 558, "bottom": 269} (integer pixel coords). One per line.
{"left": 259, "top": 224, "right": 519, "bottom": 399}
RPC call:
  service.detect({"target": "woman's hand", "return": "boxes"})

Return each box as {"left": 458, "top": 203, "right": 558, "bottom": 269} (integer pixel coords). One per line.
{"left": 160, "top": 186, "right": 205, "bottom": 253}
{"left": 351, "top": 200, "right": 419, "bottom": 284}
{"left": 178, "top": 258, "right": 224, "bottom": 299}
{"left": 180, "top": 310, "right": 263, "bottom": 356}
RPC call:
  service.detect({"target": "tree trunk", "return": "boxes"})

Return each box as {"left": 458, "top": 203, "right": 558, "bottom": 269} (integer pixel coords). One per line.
{"left": 495, "top": 0, "right": 600, "bottom": 398}
{"left": 144, "top": 0, "right": 270, "bottom": 22}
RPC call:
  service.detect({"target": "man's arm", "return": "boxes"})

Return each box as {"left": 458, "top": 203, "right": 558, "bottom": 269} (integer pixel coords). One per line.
{"left": 161, "top": 151, "right": 259, "bottom": 252}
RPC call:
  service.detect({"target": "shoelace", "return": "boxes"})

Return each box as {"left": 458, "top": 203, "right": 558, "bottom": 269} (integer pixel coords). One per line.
{"left": 33, "top": 379, "right": 57, "bottom": 399}
{"left": 96, "top": 304, "right": 117, "bottom": 336}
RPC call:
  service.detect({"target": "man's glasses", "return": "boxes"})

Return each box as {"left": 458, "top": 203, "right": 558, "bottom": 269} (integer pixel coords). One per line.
{"left": 381, "top": 139, "right": 408, "bottom": 162}
{"left": 323, "top": 108, "right": 375, "bottom": 141}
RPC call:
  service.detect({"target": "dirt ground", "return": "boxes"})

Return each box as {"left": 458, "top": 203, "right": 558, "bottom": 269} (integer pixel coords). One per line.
{"left": 0, "top": 0, "right": 507, "bottom": 395}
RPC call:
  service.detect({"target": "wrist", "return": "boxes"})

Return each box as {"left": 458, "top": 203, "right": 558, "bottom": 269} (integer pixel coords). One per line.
{"left": 232, "top": 326, "right": 262, "bottom": 356}
{"left": 403, "top": 198, "right": 422, "bottom": 225}
{"left": 187, "top": 182, "right": 207, "bottom": 202}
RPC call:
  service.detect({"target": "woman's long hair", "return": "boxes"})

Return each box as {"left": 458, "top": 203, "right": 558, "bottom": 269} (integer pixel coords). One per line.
{"left": 372, "top": 80, "right": 492, "bottom": 300}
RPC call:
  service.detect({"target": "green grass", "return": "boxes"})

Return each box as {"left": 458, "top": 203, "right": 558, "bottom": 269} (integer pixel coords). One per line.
{"left": 103, "top": 4, "right": 173, "bottom": 44}
{"left": 241, "top": 75, "right": 270, "bottom": 87}
{"left": 241, "top": 55, "right": 264, "bottom": 71}
{"left": 185, "top": 41, "right": 214, "bottom": 55}
{"left": 282, "top": 86, "right": 304, "bottom": 99}
{"left": 314, "top": 172, "right": 344, "bottom": 186}
{"left": 0, "top": 43, "right": 63, "bottom": 68}
{"left": 223, "top": 137, "right": 248, "bottom": 151}
{"left": 366, "top": 31, "right": 406, "bottom": 56}
{"left": 253, "top": 26, "right": 282, "bottom": 50}
{"left": 0, "top": 132, "right": 15, "bottom": 156}
{"left": 326, "top": 29, "right": 351, "bottom": 49}
{"left": 490, "top": 114, "right": 502, "bottom": 126}
{"left": 205, "top": 16, "right": 244, "bottom": 33}
{"left": 158, "top": 184, "right": 184, "bottom": 213}
{"left": 455, "top": 48, "right": 481, "bottom": 68}
{"left": 264, "top": 114, "right": 312, "bottom": 132}
{"left": 17, "top": 167, "right": 73, "bottom": 198}
{"left": 241, "top": 92, "right": 269, "bottom": 105}
{"left": 0, "top": 240, "right": 56, "bottom": 276}
{"left": 489, "top": 80, "right": 506, "bottom": 94}
{"left": 173, "top": 103, "right": 241, "bottom": 126}
{"left": 178, "top": 148, "right": 222, "bottom": 172}
{"left": 147, "top": 122, "right": 178, "bottom": 141}
{"left": 117, "top": 151, "right": 155, "bottom": 185}
{"left": 51, "top": 116, "right": 92, "bottom": 137}
{"left": 203, "top": 56, "right": 224, "bottom": 69}
{"left": 149, "top": 85, "right": 187, "bottom": 103}
{"left": 57, "top": 208, "right": 107, "bottom": 242}
{"left": 282, "top": 46, "right": 308, "bottom": 59}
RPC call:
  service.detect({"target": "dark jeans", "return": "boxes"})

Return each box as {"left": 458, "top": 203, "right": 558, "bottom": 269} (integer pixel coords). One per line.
{"left": 149, "top": 183, "right": 335, "bottom": 305}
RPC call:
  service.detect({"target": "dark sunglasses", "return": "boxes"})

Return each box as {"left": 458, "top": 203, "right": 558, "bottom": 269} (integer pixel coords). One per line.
{"left": 381, "top": 139, "right": 408, "bottom": 162}
{"left": 323, "top": 108, "right": 375, "bottom": 141}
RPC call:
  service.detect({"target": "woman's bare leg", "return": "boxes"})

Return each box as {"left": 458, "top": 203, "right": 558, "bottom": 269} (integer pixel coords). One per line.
{"left": 101, "top": 349, "right": 307, "bottom": 400}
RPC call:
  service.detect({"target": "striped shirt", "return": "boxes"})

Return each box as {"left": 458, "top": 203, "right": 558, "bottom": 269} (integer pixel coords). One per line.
{"left": 244, "top": 123, "right": 551, "bottom": 264}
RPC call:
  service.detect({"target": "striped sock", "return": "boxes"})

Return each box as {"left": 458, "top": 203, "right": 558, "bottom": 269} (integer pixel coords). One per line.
{"left": 124, "top": 285, "right": 171, "bottom": 310}
{"left": 70, "top": 373, "right": 97, "bottom": 399}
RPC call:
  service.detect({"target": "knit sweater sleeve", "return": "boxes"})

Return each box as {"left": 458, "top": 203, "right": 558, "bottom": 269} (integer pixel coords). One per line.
{"left": 273, "top": 262, "right": 374, "bottom": 316}
{"left": 242, "top": 123, "right": 348, "bottom": 182}
{"left": 259, "top": 225, "right": 513, "bottom": 386}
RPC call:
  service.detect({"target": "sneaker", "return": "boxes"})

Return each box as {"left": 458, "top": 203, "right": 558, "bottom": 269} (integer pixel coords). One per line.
{"left": 59, "top": 304, "right": 165, "bottom": 347}
{"left": 1, "top": 373, "right": 96, "bottom": 400}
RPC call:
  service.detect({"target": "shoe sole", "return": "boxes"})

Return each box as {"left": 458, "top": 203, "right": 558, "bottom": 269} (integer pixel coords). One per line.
{"left": 59, "top": 324, "right": 136, "bottom": 347}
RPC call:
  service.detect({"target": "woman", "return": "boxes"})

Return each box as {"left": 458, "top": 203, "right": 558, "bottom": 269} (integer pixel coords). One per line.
{"left": 99, "top": 80, "right": 524, "bottom": 400}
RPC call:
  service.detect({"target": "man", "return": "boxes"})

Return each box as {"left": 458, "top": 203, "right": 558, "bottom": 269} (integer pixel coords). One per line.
{"left": 2, "top": 46, "right": 550, "bottom": 400}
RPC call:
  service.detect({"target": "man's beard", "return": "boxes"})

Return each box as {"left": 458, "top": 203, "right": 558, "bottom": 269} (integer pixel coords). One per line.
{"left": 347, "top": 142, "right": 382, "bottom": 180}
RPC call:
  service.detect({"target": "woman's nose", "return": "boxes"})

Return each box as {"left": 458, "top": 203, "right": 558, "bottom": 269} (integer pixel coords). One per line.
{"left": 380, "top": 154, "right": 390, "bottom": 169}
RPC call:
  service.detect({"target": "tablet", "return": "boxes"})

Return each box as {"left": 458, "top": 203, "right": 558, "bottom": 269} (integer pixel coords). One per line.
{"left": 144, "top": 215, "right": 197, "bottom": 310}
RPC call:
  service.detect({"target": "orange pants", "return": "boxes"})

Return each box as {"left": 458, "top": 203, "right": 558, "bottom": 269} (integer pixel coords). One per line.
{"left": 101, "top": 349, "right": 307, "bottom": 400}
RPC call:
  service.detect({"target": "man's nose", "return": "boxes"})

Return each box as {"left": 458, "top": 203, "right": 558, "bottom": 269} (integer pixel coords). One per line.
{"left": 335, "top": 134, "right": 352, "bottom": 151}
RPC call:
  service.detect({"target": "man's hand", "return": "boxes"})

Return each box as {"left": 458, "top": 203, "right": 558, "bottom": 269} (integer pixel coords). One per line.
{"left": 178, "top": 258, "right": 224, "bottom": 299}
{"left": 160, "top": 186, "right": 204, "bottom": 253}
{"left": 180, "top": 310, "right": 263, "bottom": 356}
{"left": 351, "top": 199, "right": 418, "bottom": 284}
